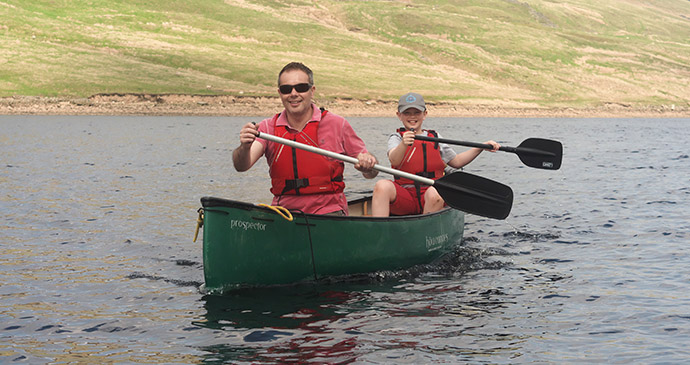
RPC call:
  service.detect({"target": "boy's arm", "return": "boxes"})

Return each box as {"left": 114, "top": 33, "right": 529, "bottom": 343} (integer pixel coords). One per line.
{"left": 388, "top": 130, "right": 414, "bottom": 167}
{"left": 446, "top": 140, "right": 500, "bottom": 169}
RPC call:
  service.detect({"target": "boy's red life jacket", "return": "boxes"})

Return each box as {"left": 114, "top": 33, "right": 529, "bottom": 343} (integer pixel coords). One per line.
{"left": 393, "top": 128, "right": 446, "bottom": 186}
{"left": 269, "top": 110, "right": 345, "bottom": 196}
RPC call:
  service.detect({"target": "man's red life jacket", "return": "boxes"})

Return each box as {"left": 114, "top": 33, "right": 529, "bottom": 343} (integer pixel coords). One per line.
{"left": 268, "top": 110, "right": 345, "bottom": 196}
{"left": 393, "top": 128, "right": 446, "bottom": 186}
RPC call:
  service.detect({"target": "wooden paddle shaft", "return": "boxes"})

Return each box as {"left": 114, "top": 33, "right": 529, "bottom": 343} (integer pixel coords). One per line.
{"left": 256, "top": 131, "right": 435, "bottom": 185}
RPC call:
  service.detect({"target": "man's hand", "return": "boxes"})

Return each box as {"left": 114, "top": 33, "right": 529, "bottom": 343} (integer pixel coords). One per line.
{"left": 233, "top": 122, "right": 262, "bottom": 172}
{"left": 239, "top": 122, "right": 259, "bottom": 147}
{"left": 354, "top": 152, "right": 378, "bottom": 179}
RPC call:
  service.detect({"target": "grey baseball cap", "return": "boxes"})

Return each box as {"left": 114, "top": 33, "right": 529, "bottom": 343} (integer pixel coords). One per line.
{"left": 398, "top": 92, "right": 426, "bottom": 113}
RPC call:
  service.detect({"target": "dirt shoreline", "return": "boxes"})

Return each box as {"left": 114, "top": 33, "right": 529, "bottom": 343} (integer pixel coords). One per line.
{"left": 1, "top": 94, "right": 687, "bottom": 118}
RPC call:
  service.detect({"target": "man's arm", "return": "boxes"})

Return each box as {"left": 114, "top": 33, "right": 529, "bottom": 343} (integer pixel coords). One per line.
{"left": 232, "top": 122, "right": 265, "bottom": 171}
{"left": 338, "top": 118, "right": 379, "bottom": 178}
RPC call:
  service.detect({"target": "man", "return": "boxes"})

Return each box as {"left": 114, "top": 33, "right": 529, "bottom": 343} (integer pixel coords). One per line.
{"left": 233, "top": 62, "right": 378, "bottom": 215}
{"left": 371, "top": 92, "right": 500, "bottom": 216}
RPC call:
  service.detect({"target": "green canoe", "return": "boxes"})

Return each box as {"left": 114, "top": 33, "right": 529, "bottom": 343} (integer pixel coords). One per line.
{"left": 197, "top": 196, "right": 464, "bottom": 293}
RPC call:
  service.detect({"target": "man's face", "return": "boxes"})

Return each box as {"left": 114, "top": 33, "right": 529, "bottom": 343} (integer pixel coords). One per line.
{"left": 278, "top": 69, "right": 314, "bottom": 117}
{"left": 397, "top": 108, "right": 427, "bottom": 132}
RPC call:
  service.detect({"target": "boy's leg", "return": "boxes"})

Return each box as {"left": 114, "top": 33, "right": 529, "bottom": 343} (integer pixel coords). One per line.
{"left": 372, "top": 180, "right": 396, "bottom": 217}
{"left": 422, "top": 187, "right": 445, "bottom": 214}
{"left": 372, "top": 180, "right": 421, "bottom": 216}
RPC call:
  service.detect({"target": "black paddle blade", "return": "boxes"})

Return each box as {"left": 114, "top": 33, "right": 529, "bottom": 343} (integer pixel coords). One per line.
{"left": 515, "top": 138, "right": 563, "bottom": 170}
{"left": 434, "top": 172, "right": 513, "bottom": 220}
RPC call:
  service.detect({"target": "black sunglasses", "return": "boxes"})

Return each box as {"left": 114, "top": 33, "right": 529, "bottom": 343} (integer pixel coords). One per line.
{"left": 279, "top": 83, "right": 312, "bottom": 94}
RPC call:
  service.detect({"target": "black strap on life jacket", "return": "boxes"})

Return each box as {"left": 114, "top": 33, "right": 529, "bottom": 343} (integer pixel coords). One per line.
{"left": 395, "top": 129, "right": 440, "bottom": 210}
{"left": 286, "top": 146, "right": 305, "bottom": 195}
{"left": 281, "top": 108, "right": 331, "bottom": 195}
{"left": 283, "top": 178, "right": 310, "bottom": 194}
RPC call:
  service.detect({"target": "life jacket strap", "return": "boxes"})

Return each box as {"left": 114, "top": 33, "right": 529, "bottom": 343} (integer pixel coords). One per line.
{"left": 281, "top": 174, "right": 343, "bottom": 191}
{"left": 282, "top": 178, "right": 310, "bottom": 194}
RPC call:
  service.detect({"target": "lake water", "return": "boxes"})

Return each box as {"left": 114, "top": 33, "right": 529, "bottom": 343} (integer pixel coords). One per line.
{"left": 1, "top": 115, "right": 688, "bottom": 363}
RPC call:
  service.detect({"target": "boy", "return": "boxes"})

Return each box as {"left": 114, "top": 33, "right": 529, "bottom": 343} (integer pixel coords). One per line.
{"left": 371, "top": 92, "right": 499, "bottom": 216}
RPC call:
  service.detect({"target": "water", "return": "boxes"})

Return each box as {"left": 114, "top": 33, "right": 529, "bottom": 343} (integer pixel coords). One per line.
{"left": 1, "top": 115, "right": 688, "bottom": 363}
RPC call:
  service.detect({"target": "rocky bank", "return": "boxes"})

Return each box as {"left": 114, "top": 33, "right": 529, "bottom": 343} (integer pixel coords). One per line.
{"left": 1, "top": 94, "right": 687, "bottom": 118}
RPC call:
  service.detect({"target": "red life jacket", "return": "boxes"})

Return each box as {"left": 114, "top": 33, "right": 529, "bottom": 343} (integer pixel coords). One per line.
{"left": 268, "top": 110, "right": 345, "bottom": 196}
{"left": 393, "top": 128, "right": 446, "bottom": 186}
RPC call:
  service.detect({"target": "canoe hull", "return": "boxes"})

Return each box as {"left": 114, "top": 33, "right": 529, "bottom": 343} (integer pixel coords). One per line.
{"left": 200, "top": 196, "right": 464, "bottom": 292}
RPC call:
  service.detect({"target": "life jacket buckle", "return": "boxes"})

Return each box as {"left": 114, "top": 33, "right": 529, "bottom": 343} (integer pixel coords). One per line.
{"left": 284, "top": 178, "right": 310, "bottom": 192}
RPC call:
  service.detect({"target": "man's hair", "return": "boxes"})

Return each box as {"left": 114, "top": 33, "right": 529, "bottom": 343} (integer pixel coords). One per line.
{"left": 278, "top": 62, "right": 314, "bottom": 86}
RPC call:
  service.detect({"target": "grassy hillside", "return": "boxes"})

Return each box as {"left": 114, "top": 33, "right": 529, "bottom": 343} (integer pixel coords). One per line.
{"left": 2, "top": 0, "right": 689, "bottom": 109}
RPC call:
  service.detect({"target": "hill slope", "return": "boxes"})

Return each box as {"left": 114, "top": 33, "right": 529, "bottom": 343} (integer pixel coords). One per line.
{"left": 2, "top": 0, "right": 689, "bottom": 109}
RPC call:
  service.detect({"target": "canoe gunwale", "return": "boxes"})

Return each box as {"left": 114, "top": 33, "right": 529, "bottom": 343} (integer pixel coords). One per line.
{"left": 200, "top": 196, "right": 453, "bottom": 221}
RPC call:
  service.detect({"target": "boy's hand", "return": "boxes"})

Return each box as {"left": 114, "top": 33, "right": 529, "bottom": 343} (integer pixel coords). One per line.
{"left": 402, "top": 130, "right": 416, "bottom": 146}
{"left": 483, "top": 140, "right": 501, "bottom": 152}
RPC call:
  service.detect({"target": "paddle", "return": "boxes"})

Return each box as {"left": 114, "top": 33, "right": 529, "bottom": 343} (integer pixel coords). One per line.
{"left": 256, "top": 131, "right": 513, "bottom": 219}
{"left": 414, "top": 135, "right": 562, "bottom": 170}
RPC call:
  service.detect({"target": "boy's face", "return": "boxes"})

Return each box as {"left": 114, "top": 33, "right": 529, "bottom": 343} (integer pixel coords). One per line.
{"left": 397, "top": 108, "right": 427, "bottom": 132}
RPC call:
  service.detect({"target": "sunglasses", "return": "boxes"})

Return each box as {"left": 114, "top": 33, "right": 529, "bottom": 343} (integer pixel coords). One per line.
{"left": 279, "top": 83, "right": 312, "bottom": 94}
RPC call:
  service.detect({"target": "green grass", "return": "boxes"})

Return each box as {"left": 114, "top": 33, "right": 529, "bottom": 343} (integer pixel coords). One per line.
{"left": 2, "top": 0, "right": 688, "bottom": 107}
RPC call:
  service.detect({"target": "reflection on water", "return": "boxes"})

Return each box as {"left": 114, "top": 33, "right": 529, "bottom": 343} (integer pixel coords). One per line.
{"left": 195, "top": 271, "right": 536, "bottom": 364}
{"left": 1, "top": 116, "right": 689, "bottom": 363}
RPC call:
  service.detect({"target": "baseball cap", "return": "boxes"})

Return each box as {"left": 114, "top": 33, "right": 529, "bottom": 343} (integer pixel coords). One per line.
{"left": 398, "top": 92, "right": 426, "bottom": 113}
